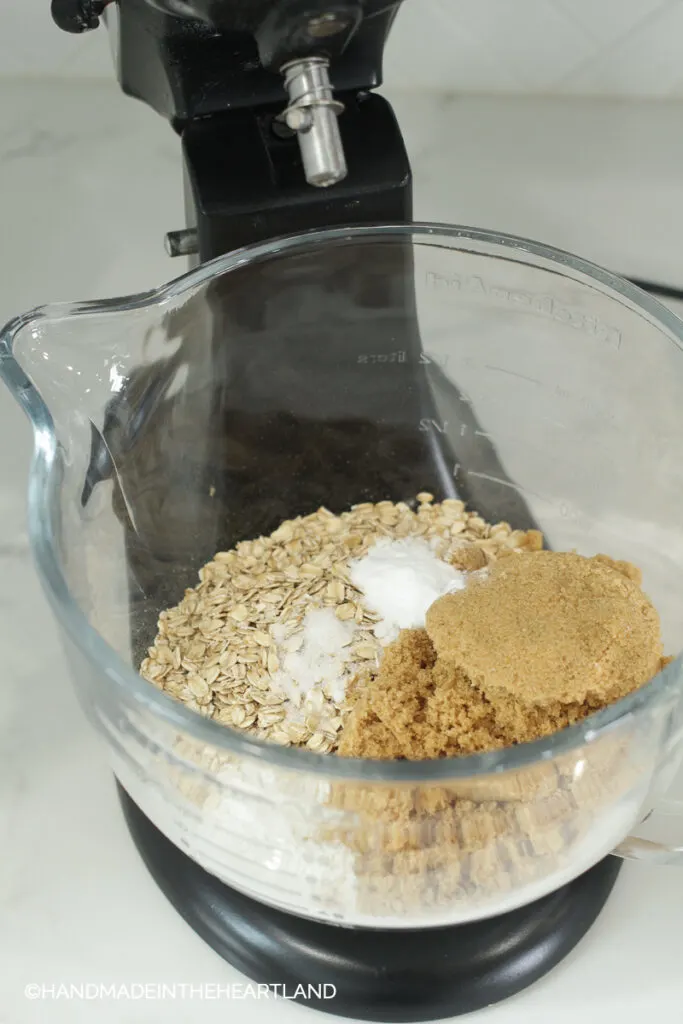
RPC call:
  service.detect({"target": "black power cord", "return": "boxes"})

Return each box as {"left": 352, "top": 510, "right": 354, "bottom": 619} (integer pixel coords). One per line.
{"left": 626, "top": 277, "right": 683, "bottom": 303}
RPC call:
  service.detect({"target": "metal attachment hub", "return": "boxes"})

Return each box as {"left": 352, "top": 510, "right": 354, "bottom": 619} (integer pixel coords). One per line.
{"left": 280, "top": 57, "right": 347, "bottom": 188}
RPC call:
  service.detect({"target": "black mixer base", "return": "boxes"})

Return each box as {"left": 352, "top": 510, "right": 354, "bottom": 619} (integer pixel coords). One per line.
{"left": 118, "top": 783, "right": 621, "bottom": 1022}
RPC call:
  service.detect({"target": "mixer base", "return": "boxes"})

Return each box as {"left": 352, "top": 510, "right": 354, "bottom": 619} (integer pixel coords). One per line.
{"left": 118, "top": 783, "right": 621, "bottom": 1022}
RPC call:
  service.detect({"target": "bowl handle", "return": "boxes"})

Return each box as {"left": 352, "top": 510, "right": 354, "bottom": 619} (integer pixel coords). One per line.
{"left": 612, "top": 799, "right": 683, "bottom": 864}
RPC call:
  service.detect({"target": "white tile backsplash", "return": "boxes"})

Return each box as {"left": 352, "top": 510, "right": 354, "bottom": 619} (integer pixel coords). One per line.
{"left": 4, "top": 0, "right": 683, "bottom": 96}
{"left": 430, "top": 0, "right": 595, "bottom": 90}
{"left": 552, "top": 0, "right": 669, "bottom": 44}
{"left": 558, "top": 0, "right": 683, "bottom": 95}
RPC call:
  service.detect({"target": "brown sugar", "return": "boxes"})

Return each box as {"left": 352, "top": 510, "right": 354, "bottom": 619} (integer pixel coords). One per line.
{"left": 338, "top": 550, "right": 664, "bottom": 761}
{"left": 338, "top": 631, "right": 506, "bottom": 759}
{"left": 426, "top": 550, "right": 662, "bottom": 709}
{"left": 335, "top": 693, "right": 408, "bottom": 760}
{"left": 337, "top": 630, "right": 598, "bottom": 761}
{"left": 448, "top": 544, "right": 488, "bottom": 573}
{"left": 329, "top": 548, "right": 666, "bottom": 920}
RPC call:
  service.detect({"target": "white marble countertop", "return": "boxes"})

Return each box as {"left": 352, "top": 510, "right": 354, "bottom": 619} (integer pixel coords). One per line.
{"left": 2, "top": 80, "right": 683, "bottom": 1024}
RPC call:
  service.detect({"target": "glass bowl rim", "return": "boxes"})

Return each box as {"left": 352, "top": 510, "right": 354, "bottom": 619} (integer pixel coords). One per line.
{"left": 3, "top": 220, "right": 683, "bottom": 782}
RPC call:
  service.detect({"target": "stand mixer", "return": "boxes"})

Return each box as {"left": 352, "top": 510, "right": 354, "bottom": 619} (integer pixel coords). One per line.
{"left": 6, "top": 2, "right": 677, "bottom": 1019}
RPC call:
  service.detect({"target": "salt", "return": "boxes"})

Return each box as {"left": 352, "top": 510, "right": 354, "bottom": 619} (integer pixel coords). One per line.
{"left": 349, "top": 537, "right": 466, "bottom": 643}
{"left": 272, "top": 607, "right": 356, "bottom": 707}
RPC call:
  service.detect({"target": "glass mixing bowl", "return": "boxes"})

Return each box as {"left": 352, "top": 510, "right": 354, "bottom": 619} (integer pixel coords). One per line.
{"left": 3, "top": 223, "right": 683, "bottom": 929}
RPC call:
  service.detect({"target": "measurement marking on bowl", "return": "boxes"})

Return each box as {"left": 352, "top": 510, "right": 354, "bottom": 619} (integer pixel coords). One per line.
{"left": 485, "top": 364, "right": 541, "bottom": 386}
{"left": 536, "top": 413, "right": 568, "bottom": 432}
{"left": 554, "top": 384, "right": 617, "bottom": 424}
{"left": 356, "top": 351, "right": 407, "bottom": 365}
{"left": 465, "top": 470, "right": 548, "bottom": 504}
{"left": 424, "top": 271, "right": 622, "bottom": 350}
{"left": 420, "top": 418, "right": 448, "bottom": 434}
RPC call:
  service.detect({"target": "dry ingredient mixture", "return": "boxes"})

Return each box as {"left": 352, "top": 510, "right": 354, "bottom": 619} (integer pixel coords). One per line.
{"left": 140, "top": 495, "right": 545, "bottom": 753}
{"left": 140, "top": 494, "right": 670, "bottom": 918}
{"left": 141, "top": 495, "right": 665, "bottom": 758}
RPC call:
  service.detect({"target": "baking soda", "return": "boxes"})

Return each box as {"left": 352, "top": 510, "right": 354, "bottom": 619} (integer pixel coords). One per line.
{"left": 349, "top": 537, "right": 466, "bottom": 643}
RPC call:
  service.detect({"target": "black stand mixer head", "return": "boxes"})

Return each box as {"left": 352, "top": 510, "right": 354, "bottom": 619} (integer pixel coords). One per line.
{"left": 52, "top": 2, "right": 622, "bottom": 1018}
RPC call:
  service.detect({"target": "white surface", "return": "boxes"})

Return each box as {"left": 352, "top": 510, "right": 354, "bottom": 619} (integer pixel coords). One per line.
{"left": 2, "top": 79, "right": 683, "bottom": 1023}
{"left": 9, "top": 0, "right": 683, "bottom": 96}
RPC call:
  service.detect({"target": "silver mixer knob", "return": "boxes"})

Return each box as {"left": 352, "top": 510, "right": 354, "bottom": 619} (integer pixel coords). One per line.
{"left": 280, "top": 56, "right": 347, "bottom": 188}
